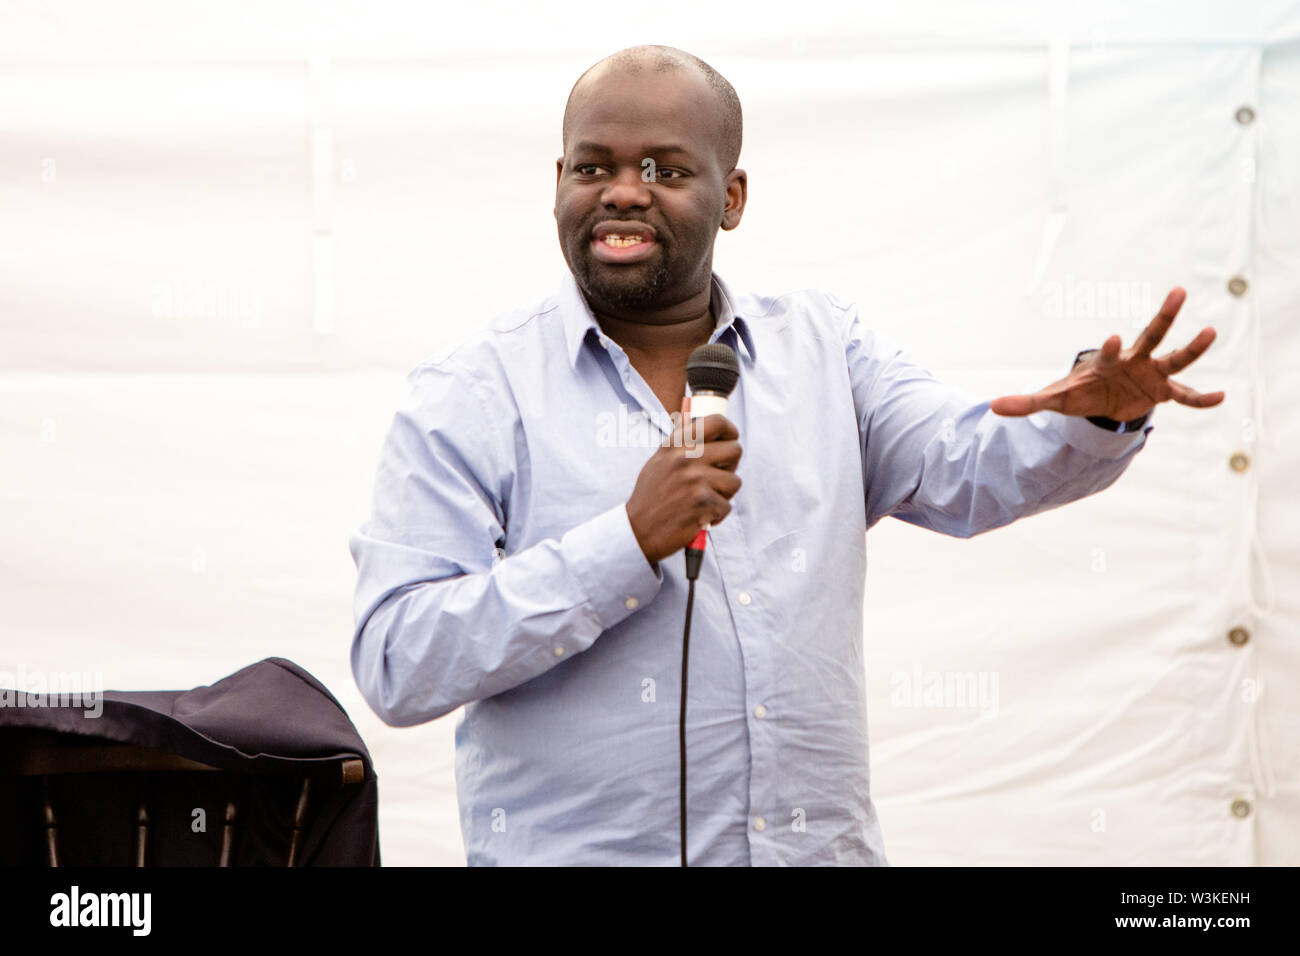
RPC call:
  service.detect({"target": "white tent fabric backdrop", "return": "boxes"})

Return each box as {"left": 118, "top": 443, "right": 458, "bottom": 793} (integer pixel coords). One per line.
{"left": 2, "top": 0, "right": 1297, "bottom": 865}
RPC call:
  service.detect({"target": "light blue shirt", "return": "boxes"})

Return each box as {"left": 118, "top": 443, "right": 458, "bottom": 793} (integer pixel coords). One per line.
{"left": 349, "top": 270, "right": 1154, "bottom": 866}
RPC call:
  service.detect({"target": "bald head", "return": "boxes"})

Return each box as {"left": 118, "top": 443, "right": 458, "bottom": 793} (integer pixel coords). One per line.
{"left": 563, "top": 45, "right": 743, "bottom": 173}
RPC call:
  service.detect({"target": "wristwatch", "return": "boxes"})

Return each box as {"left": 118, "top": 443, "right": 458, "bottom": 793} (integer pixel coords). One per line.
{"left": 1072, "top": 349, "right": 1149, "bottom": 433}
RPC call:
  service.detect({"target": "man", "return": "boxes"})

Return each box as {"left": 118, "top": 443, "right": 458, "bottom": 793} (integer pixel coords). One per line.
{"left": 349, "top": 45, "right": 1224, "bottom": 865}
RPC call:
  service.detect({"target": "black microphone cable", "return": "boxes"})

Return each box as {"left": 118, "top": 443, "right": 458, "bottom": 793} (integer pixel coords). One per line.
{"left": 680, "top": 540, "right": 705, "bottom": 867}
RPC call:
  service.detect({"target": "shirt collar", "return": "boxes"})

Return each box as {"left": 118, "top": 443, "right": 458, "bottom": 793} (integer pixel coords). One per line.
{"left": 560, "top": 270, "right": 758, "bottom": 370}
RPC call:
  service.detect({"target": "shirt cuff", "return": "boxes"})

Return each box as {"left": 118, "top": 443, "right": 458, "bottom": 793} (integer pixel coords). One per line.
{"left": 562, "top": 502, "right": 664, "bottom": 631}
{"left": 1038, "top": 404, "right": 1155, "bottom": 460}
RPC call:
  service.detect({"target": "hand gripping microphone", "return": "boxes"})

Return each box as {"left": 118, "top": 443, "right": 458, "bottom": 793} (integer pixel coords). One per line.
{"left": 678, "top": 342, "right": 739, "bottom": 866}
{"left": 682, "top": 343, "right": 741, "bottom": 582}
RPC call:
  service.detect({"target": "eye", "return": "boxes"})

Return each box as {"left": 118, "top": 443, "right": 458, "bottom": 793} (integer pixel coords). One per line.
{"left": 575, "top": 164, "right": 602, "bottom": 176}
{"left": 655, "top": 167, "right": 685, "bottom": 180}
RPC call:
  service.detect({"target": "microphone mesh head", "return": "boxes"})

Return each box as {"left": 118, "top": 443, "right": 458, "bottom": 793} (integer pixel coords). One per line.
{"left": 686, "top": 343, "right": 740, "bottom": 396}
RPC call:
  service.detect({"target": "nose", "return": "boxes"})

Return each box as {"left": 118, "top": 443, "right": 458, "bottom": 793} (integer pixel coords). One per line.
{"left": 601, "top": 166, "right": 652, "bottom": 211}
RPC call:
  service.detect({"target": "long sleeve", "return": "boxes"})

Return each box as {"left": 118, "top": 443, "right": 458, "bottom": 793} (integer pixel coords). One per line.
{"left": 840, "top": 302, "right": 1154, "bottom": 538}
{"left": 349, "top": 360, "right": 664, "bottom": 727}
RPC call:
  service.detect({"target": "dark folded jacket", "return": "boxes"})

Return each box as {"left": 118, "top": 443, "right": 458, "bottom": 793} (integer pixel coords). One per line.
{"left": 0, "top": 657, "right": 379, "bottom": 866}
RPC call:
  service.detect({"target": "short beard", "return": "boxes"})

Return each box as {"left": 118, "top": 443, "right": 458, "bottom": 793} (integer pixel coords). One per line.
{"left": 575, "top": 255, "right": 673, "bottom": 311}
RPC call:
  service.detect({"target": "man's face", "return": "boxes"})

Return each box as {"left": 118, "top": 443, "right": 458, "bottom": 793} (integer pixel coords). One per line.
{"left": 554, "top": 67, "right": 745, "bottom": 315}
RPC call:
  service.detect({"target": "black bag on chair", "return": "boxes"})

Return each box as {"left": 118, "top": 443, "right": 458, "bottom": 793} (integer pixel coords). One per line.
{"left": 0, "top": 657, "right": 380, "bottom": 866}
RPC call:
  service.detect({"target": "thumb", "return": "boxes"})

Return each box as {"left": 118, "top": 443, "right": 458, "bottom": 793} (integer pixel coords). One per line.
{"left": 989, "top": 394, "right": 1038, "bottom": 416}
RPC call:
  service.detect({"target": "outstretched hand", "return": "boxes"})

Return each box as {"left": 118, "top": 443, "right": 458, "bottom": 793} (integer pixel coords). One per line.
{"left": 989, "top": 287, "right": 1225, "bottom": 421}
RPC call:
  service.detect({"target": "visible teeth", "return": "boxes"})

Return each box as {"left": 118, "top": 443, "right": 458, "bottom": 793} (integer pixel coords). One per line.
{"left": 602, "top": 235, "right": 646, "bottom": 247}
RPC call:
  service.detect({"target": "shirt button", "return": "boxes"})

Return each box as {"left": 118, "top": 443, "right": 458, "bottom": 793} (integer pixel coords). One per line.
{"left": 1227, "top": 275, "right": 1248, "bottom": 297}
{"left": 1230, "top": 798, "right": 1251, "bottom": 818}
{"left": 1227, "top": 626, "right": 1250, "bottom": 647}
{"left": 624, "top": 596, "right": 639, "bottom": 610}
{"left": 553, "top": 645, "right": 565, "bottom": 656}
{"left": 1235, "top": 105, "right": 1255, "bottom": 125}
{"left": 754, "top": 704, "right": 767, "bottom": 719}
{"left": 1229, "top": 451, "right": 1250, "bottom": 473}
{"left": 753, "top": 816, "right": 766, "bottom": 832}
{"left": 737, "top": 591, "right": 752, "bottom": 606}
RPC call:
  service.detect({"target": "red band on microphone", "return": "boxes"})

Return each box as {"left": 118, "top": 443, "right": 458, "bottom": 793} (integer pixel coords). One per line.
{"left": 689, "top": 528, "right": 708, "bottom": 551}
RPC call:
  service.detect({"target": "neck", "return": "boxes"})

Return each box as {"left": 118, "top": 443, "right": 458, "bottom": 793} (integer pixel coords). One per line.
{"left": 591, "top": 286, "right": 715, "bottom": 356}
{"left": 597, "top": 309, "right": 714, "bottom": 356}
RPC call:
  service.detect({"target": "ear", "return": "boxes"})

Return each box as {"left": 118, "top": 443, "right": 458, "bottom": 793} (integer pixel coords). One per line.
{"left": 554, "top": 158, "right": 564, "bottom": 219}
{"left": 720, "top": 168, "right": 747, "bottom": 231}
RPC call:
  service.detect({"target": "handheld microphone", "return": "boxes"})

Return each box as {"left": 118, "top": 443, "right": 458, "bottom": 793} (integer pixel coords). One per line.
{"left": 678, "top": 342, "right": 739, "bottom": 867}
{"left": 683, "top": 344, "right": 741, "bottom": 582}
